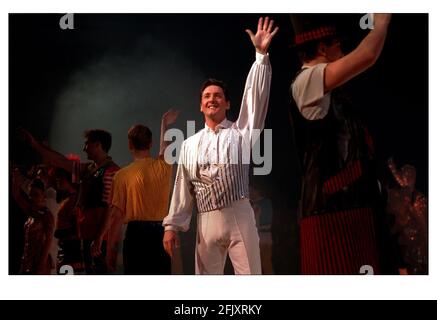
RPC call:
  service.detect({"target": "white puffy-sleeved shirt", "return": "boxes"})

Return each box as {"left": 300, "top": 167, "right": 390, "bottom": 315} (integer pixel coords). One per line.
{"left": 292, "top": 63, "right": 330, "bottom": 120}
{"left": 163, "top": 52, "right": 272, "bottom": 232}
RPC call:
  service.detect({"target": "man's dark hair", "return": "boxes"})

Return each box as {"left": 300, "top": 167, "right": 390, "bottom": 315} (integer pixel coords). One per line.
{"left": 200, "top": 79, "right": 230, "bottom": 102}
{"left": 84, "top": 129, "right": 112, "bottom": 153}
{"left": 128, "top": 124, "right": 152, "bottom": 151}
{"left": 297, "top": 37, "right": 339, "bottom": 63}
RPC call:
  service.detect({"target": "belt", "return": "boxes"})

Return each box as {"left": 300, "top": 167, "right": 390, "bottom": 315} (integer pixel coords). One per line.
{"left": 127, "top": 220, "right": 163, "bottom": 227}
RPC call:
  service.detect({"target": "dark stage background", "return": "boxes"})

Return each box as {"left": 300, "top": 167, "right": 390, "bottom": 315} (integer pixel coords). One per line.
{"left": 9, "top": 14, "right": 428, "bottom": 274}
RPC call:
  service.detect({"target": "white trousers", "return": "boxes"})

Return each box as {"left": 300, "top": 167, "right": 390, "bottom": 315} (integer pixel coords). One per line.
{"left": 195, "top": 199, "right": 261, "bottom": 275}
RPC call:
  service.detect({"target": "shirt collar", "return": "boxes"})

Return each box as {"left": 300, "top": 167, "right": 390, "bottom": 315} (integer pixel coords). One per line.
{"left": 204, "top": 118, "right": 232, "bottom": 133}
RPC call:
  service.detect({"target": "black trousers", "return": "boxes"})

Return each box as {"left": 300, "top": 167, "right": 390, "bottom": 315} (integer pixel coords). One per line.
{"left": 82, "top": 239, "right": 107, "bottom": 275}
{"left": 123, "top": 221, "right": 171, "bottom": 275}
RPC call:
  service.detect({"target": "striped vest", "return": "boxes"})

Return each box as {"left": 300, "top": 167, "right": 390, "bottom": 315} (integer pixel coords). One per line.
{"left": 180, "top": 124, "right": 251, "bottom": 213}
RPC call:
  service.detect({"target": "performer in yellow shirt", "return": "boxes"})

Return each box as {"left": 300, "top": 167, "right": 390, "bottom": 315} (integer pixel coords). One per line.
{"left": 92, "top": 109, "right": 179, "bottom": 274}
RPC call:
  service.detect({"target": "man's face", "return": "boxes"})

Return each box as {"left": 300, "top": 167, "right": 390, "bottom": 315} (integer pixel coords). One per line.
{"left": 200, "top": 85, "right": 230, "bottom": 123}
{"left": 83, "top": 138, "right": 100, "bottom": 161}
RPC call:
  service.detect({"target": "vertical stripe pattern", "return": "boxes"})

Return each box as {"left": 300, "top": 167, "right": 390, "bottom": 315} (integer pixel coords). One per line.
{"left": 182, "top": 127, "right": 251, "bottom": 214}
{"left": 300, "top": 208, "right": 381, "bottom": 275}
